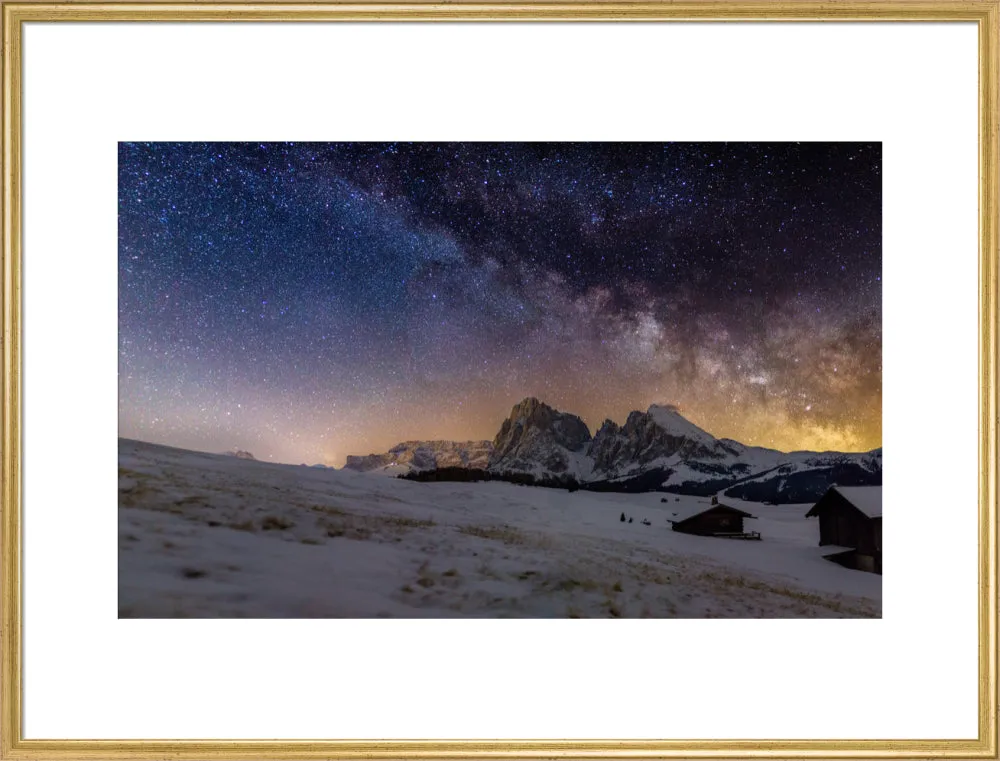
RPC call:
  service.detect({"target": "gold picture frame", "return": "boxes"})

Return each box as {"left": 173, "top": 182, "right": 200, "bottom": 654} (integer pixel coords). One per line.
{"left": 1, "top": 3, "right": 997, "bottom": 758}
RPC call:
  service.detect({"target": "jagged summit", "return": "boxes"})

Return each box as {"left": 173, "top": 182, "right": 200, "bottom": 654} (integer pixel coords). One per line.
{"left": 510, "top": 396, "right": 545, "bottom": 413}
{"left": 596, "top": 418, "right": 620, "bottom": 435}
{"left": 489, "top": 397, "right": 592, "bottom": 477}
{"left": 223, "top": 449, "right": 256, "bottom": 460}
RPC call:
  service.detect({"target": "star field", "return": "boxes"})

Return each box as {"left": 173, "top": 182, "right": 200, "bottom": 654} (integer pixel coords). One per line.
{"left": 119, "top": 142, "right": 881, "bottom": 465}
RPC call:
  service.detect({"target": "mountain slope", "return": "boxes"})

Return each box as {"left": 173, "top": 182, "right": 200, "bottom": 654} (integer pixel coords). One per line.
{"left": 583, "top": 403, "right": 879, "bottom": 501}
{"left": 588, "top": 404, "right": 744, "bottom": 480}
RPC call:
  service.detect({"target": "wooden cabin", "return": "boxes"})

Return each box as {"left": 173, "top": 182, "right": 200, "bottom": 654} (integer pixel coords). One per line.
{"left": 805, "top": 486, "right": 882, "bottom": 574}
{"left": 668, "top": 502, "right": 759, "bottom": 539}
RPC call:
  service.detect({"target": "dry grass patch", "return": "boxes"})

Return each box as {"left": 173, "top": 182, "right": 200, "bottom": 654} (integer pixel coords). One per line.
{"left": 458, "top": 524, "right": 521, "bottom": 543}
{"left": 550, "top": 577, "right": 601, "bottom": 593}
{"left": 309, "top": 503, "right": 349, "bottom": 517}
{"left": 118, "top": 481, "right": 164, "bottom": 508}
{"left": 697, "top": 570, "right": 871, "bottom": 616}
{"left": 118, "top": 467, "right": 153, "bottom": 480}
{"left": 325, "top": 524, "right": 372, "bottom": 540}
{"left": 261, "top": 515, "right": 294, "bottom": 531}
{"left": 383, "top": 515, "right": 436, "bottom": 529}
{"left": 636, "top": 563, "right": 672, "bottom": 586}
{"left": 457, "top": 523, "right": 545, "bottom": 547}
{"left": 319, "top": 511, "right": 434, "bottom": 542}
{"left": 173, "top": 495, "right": 206, "bottom": 507}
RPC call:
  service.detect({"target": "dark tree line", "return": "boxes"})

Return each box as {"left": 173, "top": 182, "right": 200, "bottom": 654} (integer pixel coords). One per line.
{"left": 399, "top": 468, "right": 581, "bottom": 491}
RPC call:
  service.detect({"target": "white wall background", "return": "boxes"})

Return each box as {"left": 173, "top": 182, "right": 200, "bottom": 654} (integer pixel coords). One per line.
{"left": 21, "top": 21, "right": 979, "bottom": 740}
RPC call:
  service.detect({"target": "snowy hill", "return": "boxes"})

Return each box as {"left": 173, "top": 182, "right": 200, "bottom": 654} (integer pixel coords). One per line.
{"left": 721, "top": 449, "right": 883, "bottom": 503}
{"left": 119, "top": 438, "right": 880, "bottom": 618}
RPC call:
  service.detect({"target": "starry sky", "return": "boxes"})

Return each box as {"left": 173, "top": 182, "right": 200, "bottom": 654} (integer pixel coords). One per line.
{"left": 119, "top": 142, "right": 881, "bottom": 466}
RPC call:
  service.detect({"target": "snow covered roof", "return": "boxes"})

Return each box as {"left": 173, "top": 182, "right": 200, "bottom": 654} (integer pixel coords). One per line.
{"left": 833, "top": 486, "right": 882, "bottom": 518}
{"left": 666, "top": 501, "right": 756, "bottom": 524}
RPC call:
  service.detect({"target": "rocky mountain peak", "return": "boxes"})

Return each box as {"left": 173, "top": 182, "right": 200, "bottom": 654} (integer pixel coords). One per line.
{"left": 498, "top": 397, "right": 591, "bottom": 447}
{"left": 224, "top": 449, "right": 256, "bottom": 460}
{"left": 506, "top": 397, "right": 551, "bottom": 424}
{"left": 648, "top": 403, "right": 681, "bottom": 414}
{"left": 489, "top": 397, "right": 592, "bottom": 476}
{"left": 587, "top": 404, "right": 727, "bottom": 476}
{"left": 596, "top": 418, "right": 620, "bottom": 436}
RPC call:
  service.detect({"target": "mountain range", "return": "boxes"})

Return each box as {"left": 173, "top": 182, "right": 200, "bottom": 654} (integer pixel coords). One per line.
{"left": 342, "top": 397, "right": 882, "bottom": 504}
{"left": 223, "top": 449, "right": 256, "bottom": 460}
{"left": 344, "top": 439, "right": 493, "bottom": 475}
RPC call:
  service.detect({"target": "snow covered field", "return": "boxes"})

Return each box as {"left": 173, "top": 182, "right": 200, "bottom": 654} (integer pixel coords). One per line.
{"left": 119, "top": 439, "right": 881, "bottom": 618}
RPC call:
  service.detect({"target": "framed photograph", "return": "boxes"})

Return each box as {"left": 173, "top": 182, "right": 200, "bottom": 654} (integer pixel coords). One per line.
{"left": 1, "top": 1, "right": 997, "bottom": 758}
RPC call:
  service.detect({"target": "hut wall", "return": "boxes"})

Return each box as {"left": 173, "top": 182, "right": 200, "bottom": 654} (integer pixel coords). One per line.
{"left": 823, "top": 548, "right": 882, "bottom": 575}
{"left": 818, "top": 512, "right": 836, "bottom": 545}
{"left": 817, "top": 505, "right": 867, "bottom": 548}
{"left": 855, "top": 527, "right": 877, "bottom": 555}
{"left": 676, "top": 509, "right": 745, "bottom": 536}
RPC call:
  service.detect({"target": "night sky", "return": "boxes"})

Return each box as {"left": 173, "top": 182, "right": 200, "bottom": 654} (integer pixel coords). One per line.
{"left": 119, "top": 142, "right": 881, "bottom": 466}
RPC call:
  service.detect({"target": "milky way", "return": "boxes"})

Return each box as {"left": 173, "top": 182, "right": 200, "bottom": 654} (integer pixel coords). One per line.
{"left": 119, "top": 142, "right": 881, "bottom": 465}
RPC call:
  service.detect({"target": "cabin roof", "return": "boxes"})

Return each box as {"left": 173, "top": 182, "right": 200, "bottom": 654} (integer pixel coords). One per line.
{"left": 666, "top": 501, "right": 756, "bottom": 524}
{"left": 807, "top": 485, "right": 882, "bottom": 519}
{"left": 834, "top": 486, "right": 882, "bottom": 518}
